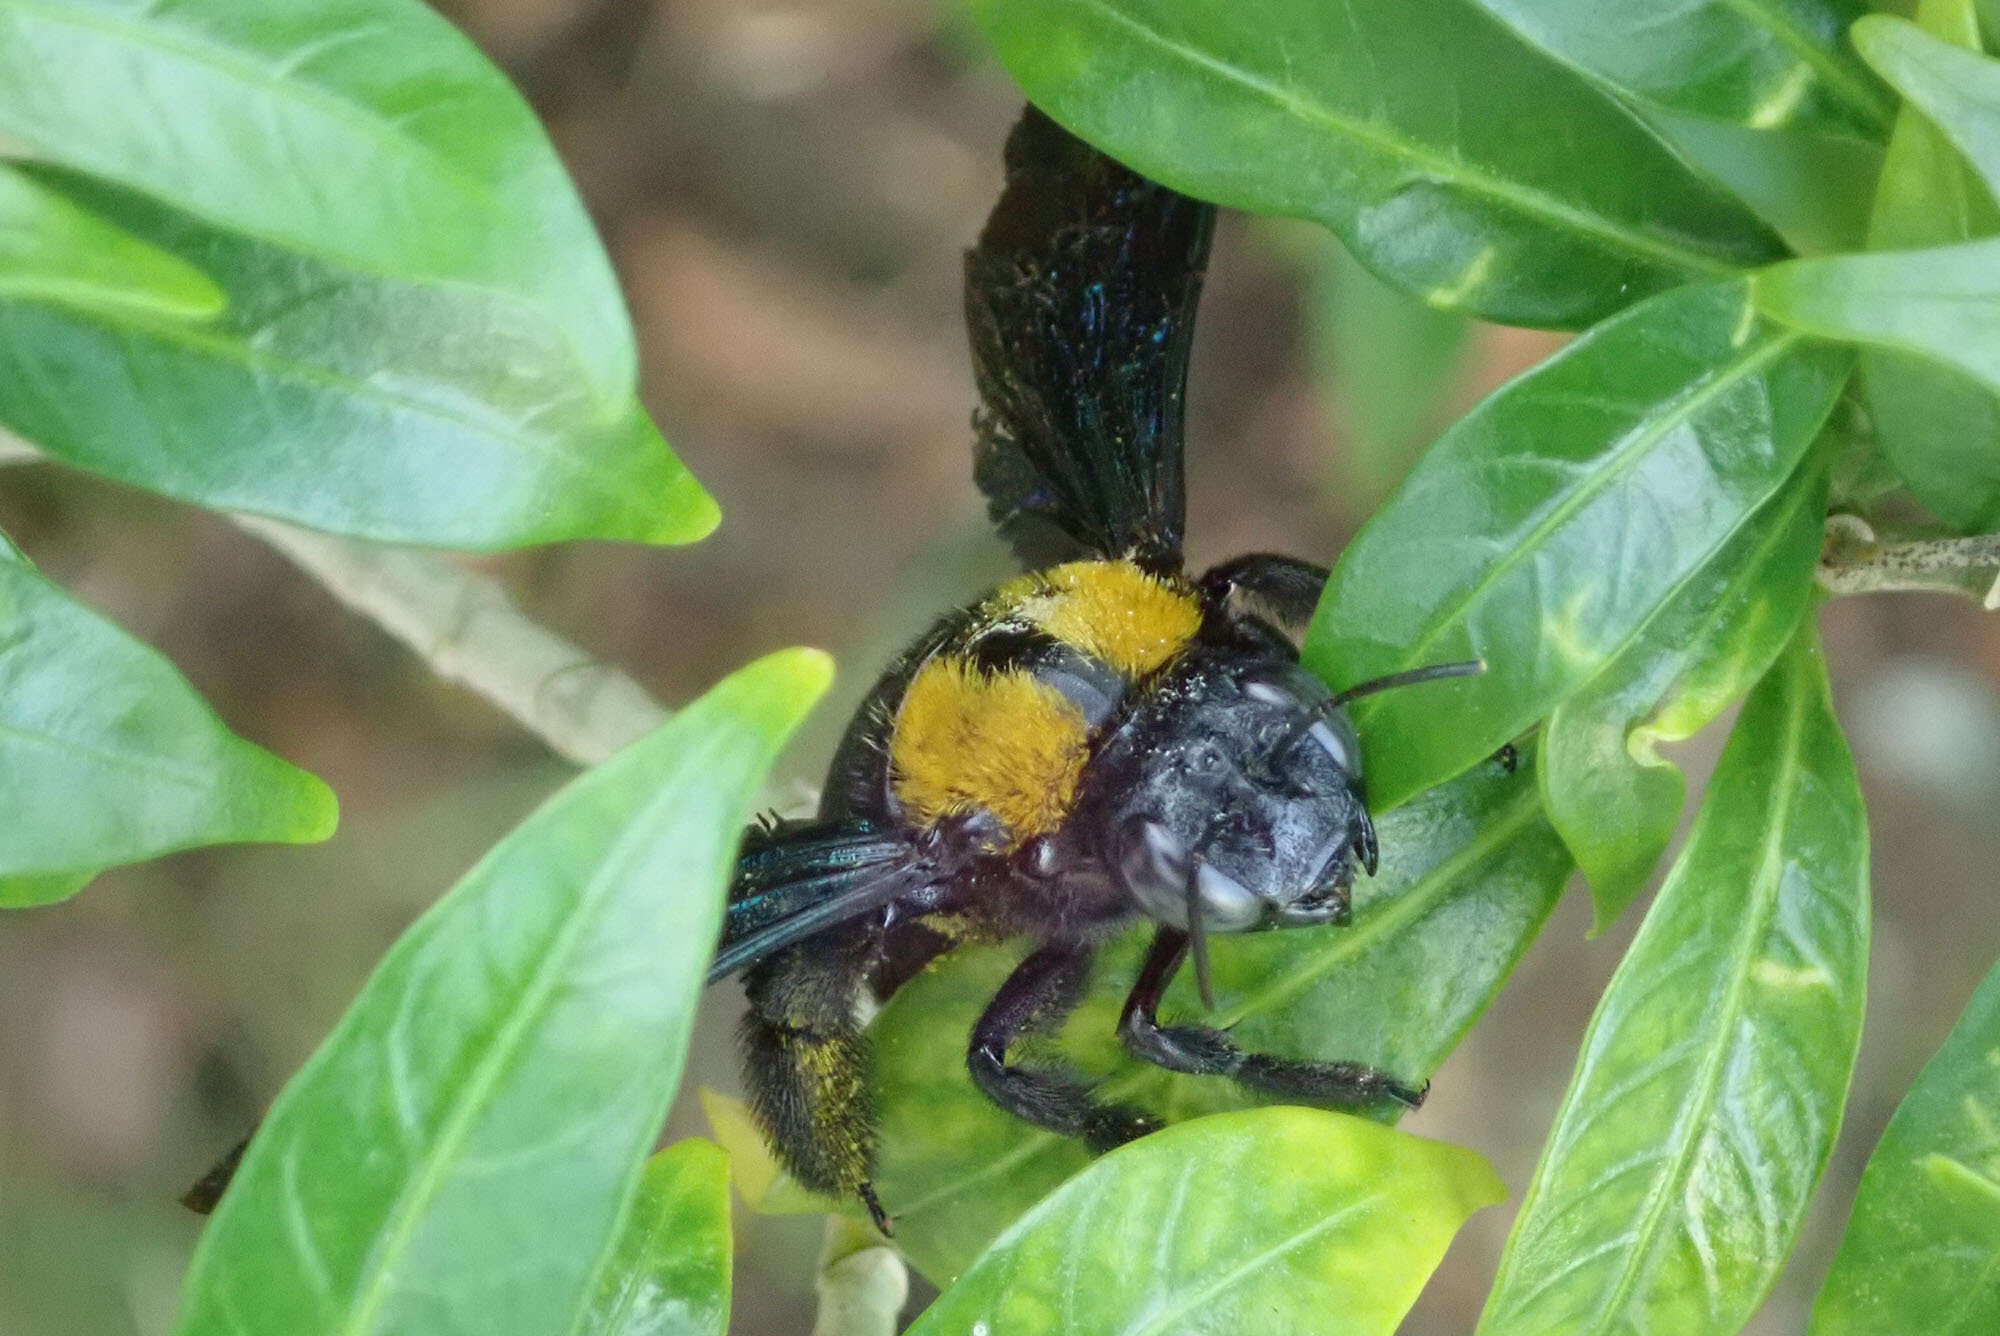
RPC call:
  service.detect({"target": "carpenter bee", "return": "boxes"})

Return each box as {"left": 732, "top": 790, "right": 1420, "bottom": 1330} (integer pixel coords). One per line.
{"left": 711, "top": 105, "right": 1479, "bottom": 1234}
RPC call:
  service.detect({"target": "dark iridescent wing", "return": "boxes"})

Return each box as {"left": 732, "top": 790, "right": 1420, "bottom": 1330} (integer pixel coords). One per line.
{"left": 966, "top": 105, "right": 1215, "bottom": 575}
{"left": 708, "top": 821, "right": 935, "bottom": 982}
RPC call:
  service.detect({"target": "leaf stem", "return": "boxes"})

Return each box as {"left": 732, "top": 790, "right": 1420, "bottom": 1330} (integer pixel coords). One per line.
{"left": 0, "top": 434, "right": 668, "bottom": 764}
{"left": 811, "top": 1215, "right": 908, "bottom": 1336}
{"left": 1817, "top": 514, "right": 2000, "bottom": 606}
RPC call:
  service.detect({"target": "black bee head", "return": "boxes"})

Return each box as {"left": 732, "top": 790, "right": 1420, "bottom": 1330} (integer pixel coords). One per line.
{"left": 1083, "top": 646, "right": 1373, "bottom": 938}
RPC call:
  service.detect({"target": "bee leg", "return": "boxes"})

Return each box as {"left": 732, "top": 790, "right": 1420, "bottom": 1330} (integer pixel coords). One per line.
{"left": 1197, "top": 554, "right": 1329, "bottom": 631}
{"left": 740, "top": 920, "right": 892, "bottom": 1232}
{"left": 1117, "top": 927, "right": 1426, "bottom": 1108}
{"left": 968, "top": 942, "right": 1161, "bottom": 1151}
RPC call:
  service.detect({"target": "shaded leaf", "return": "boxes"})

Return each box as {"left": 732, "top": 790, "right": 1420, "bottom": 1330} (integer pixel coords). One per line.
{"left": 171, "top": 649, "right": 831, "bottom": 1336}
{"left": 966, "top": 0, "right": 1785, "bottom": 330}
{"left": 904, "top": 1107, "right": 1502, "bottom": 1336}
{"left": 1479, "top": 628, "right": 1869, "bottom": 1336}
{"left": 0, "top": 0, "right": 631, "bottom": 401}
{"left": 1641, "top": 108, "right": 1884, "bottom": 255}
{"left": 1307, "top": 280, "right": 1849, "bottom": 812}
{"left": 1857, "top": 0, "right": 2000, "bottom": 530}
{"left": 1809, "top": 955, "right": 2000, "bottom": 1334}
{"left": 0, "top": 533, "right": 335, "bottom": 902}
{"left": 0, "top": 177, "right": 713, "bottom": 550}
{"left": 1474, "top": 0, "right": 1892, "bottom": 136}
{"left": 578, "top": 1139, "right": 731, "bottom": 1336}
{"left": 0, "top": 161, "right": 221, "bottom": 316}
{"left": 868, "top": 756, "right": 1570, "bottom": 1283}
{"left": 1540, "top": 458, "right": 1829, "bottom": 930}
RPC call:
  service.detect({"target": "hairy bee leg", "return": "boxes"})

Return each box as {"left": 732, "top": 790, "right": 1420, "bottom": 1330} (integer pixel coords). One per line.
{"left": 739, "top": 921, "right": 892, "bottom": 1230}
{"left": 1117, "top": 928, "right": 1426, "bottom": 1108}
{"left": 968, "top": 942, "right": 1161, "bottom": 1151}
{"left": 1196, "top": 554, "right": 1329, "bottom": 630}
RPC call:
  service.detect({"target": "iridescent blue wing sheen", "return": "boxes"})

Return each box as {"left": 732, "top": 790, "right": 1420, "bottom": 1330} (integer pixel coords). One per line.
{"left": 709, "top": 821, "right": 934, "bottom": 982}
{"left": 966, "top": 104, "right": 1214, "bottom": 574}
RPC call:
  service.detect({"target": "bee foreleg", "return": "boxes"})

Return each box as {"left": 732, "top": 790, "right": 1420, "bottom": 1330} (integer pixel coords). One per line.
{"left": 1116, "top": 927, "right": 1426, "bottom": 1109}
{"left": 1196, "top": 554, "right": 1329, "bottom": 631}
{"left": 968, "top": 942, "right": 1160, "bottom": 1151}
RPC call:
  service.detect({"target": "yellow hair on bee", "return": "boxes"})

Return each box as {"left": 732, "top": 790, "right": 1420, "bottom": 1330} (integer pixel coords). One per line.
{"left": 890, "top": 658, "right": 1090, "bottom": 843}
{"left": 995, "top": 560, "right": 1201, "bottom": 678}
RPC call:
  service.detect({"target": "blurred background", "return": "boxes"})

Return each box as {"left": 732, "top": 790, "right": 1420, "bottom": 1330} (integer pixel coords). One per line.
{"left": 2, "top": 1, "right": 1996, "bottom": 1331}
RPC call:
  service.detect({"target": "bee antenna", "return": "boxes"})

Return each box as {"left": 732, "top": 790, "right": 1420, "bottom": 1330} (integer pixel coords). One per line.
{"left": 1185, "top": 864, "right": 1216, "bottom": 1011}
{"left": 1329, "top": 659, "right": 1484, "bottom": 709}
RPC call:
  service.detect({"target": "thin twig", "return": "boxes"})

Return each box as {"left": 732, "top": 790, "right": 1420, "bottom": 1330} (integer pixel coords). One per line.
{"left": 0, "top": 437, "right": 668, "bottom": 764}
{"left": 810, "top": 1216, "right": 908, "bottom": 1336}
{"left": 1817, "top": 514, "right": 2000, "bottom": 606}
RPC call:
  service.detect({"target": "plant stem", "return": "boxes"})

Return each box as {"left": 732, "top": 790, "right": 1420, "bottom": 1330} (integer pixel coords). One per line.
{"left": 1818, "top": 514, "right": 2000, "bottom": 606}
{"left": 811, "top": 1216, "right": 908, "bottom": 1336}
{"left": 0, "top": 435, "right": 668, "bottom": 764}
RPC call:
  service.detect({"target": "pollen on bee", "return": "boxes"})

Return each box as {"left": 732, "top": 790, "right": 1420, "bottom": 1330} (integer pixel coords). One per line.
{"left": 890, "top": 658, "right": 1091, "bottom": 843}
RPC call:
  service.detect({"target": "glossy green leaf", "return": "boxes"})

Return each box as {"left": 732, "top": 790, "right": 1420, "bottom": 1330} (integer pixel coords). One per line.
{"left": 1540, "top": 459, "right": 1828, "bottom": 930}
{"left": 1310, "top": 240, "right": 1473, "bottom": 512}
{"left": 904, "top": 1107, "right": 1503, "bottom": 1336}
{"left": 867, "top": 756, "right": 1570, "bottom": 1284}
{"left": 171, "top": 649, "right": 831, "bottom": 1336}
{"left": 1641, "top": 108, "right": 1884, "bottom": 255}
{"left": 1474, "top": 0, "right": 1892, "bottom": 136}
{"left": 578, "top": 1139, "right": 732, "bottom": 1336}
{"left": 0, "top": 0, "right": 629, "bottom": 403}
{"left": 1856, "top": 11, "right": 2000, "bottom": 182}
{"left": 0, "top": 178, "right": 713, "bottom": 550}
{"left": 1479, "top": 629, "right": 1869, "bottom": 1336}
{"left": 1858, "top": 0, "right": 2000, "bottom": 530}
{"left": 0, "top": 535, "right": 335, "bottom": 902}
{"left": 1809, "top": 955, "right": 2000, "bottom": 1334}
{"left": 1308, "top": 281, "right": 1849, "bottom": 812}
{"left": 0, "top": 162, "right": 221, "bottom": 316}
{"left": 965, "top": 0, "right": 1785, "bottom": 330}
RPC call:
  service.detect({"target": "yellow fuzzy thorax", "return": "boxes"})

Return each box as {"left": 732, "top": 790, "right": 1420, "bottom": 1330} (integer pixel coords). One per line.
{"left": 890, "top": 659, "right": 1090, "bottom": 843}
{"left": 993, "top": 560, "right": 1202, "bottom": 678}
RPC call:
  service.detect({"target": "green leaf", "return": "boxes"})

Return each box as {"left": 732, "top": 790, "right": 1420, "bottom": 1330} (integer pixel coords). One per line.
{"left": 0, "top": 536, "right": 335, "bottom": 902}
{"left": 578, "top": 1139, "right": 732, "bottom": 1336}
{"left": 1540, "top": 459, "right": 1829, "bottom": 930}
{"left": 0, "top": 178, "right": 714, "bottom": 550}
{"left": 171, "top": 649, "right": 831, "bottom": 1336}
{"left": 1309, "top": 240, "right": 1473, "bottom": 512}
{"left": 1857, "top": 0, "right": 2000, "bottom": 530}
{"left": 1640, "top": 108, "right": 1885, "bottom": 255}
{"left": 868, "top": 756, "right": 1570, "bottom": 1284}
{"left": 1307, "top": 280, "right": 1849, "bottom": 812}
{"left": 1809, "top": 955, "right": 2000, "bottom": 1334}
{"left": 1473, "top": 0, "right": 1892, "bottom": 136}
{"left": 1479, "top": 628, "right": 1869, "bottom": 1336}
{"left": 1856, "top": 10, "right": 2000, "bottom": 183}
{"left": 0, "top": 0, "right": 630, "bottom": 404}
{"left": 0, "top": 161, "right": 221, "bottom": 316}
{"left": 903, "top": 1107, "right": 1503, "bottom": 1336}
{"left": 965, "top": 0, "right": 1785, "bottom": 330}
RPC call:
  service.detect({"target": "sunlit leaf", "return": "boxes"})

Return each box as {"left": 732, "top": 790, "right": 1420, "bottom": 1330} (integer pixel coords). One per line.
{"left": 1809, "top": 955, "right": 2000, "bottom": 1334}
{"left": 1473, "top": 0, "right": 1892, "bottom": 136}
{"left": 1540, "top": 459, "right": 1828, "bottom": 930}
{"left": 171, "top": 649, "right": 830, "bottom": 1336}
{"left": 0, "top": 177, "right": 712, "bottom": 550}
{"left": 1479, "top": 628, "right": 1869, "bottom": 1336}
{"left": 0, "top": 161, "right": 221, "bottom": 316}
{"left": 1308, "top": 280, "right": 1849, "bottom": 812}
{"left": 579, "top": 1139, "right": 731, "bottom": 1336}
{"left": 0, "top": 531, "right": 335, "bottom": 903}
{"left": 966, "top": 0, "right": 1784, "bottom": 329}
{"left": 903, "top": 1107, "right": 1503, "bottom": 1336}
{"left": 868, "top": 756, "right": 1569, "bottom": 1283}
{"left": 1856, "top": 0, "right": 2000, "bottom": 531}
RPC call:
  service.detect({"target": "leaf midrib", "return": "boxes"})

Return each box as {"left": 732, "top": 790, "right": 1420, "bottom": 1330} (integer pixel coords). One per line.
{"left": 1713, "top": 0, "right": 1894, "bottom": 128}
{"left": 1066, "top": 0, "right": 1750, "bottom": 279}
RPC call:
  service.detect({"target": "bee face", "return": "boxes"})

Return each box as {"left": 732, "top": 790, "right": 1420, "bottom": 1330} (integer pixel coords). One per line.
{"left": 1086, "top": 647, "right": 1375, "bottom": 935}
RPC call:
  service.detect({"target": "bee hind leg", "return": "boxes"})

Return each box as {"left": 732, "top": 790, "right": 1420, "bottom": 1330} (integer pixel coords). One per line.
{"left": 740, "top": 921, "right": 891, "bottom": 1232}
{"left": 1117, "top": 927, "right": 1426, "bottom": 1108}
{"left": 968, "top": 942, "right": 1160, "bottom": 1151}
